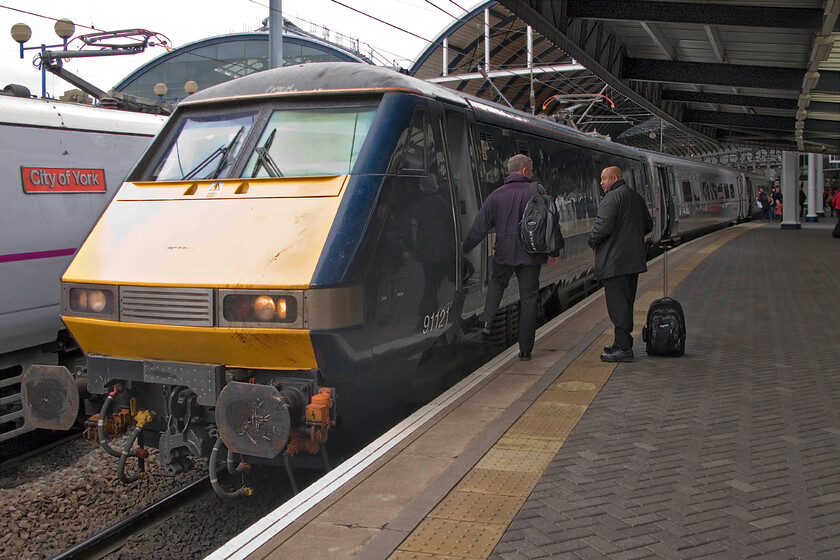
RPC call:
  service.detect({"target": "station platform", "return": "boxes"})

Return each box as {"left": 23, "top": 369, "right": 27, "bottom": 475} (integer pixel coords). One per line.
{"left": 207, "top": 220, "right": 840, "bottom": 560}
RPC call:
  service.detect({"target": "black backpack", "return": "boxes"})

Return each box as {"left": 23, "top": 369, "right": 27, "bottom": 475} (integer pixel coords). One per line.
{"left": 520, "top": 183, "right": 564, "bottom": 254}
{"left": 642, "top": 297, "right": 686, "bottom": 356}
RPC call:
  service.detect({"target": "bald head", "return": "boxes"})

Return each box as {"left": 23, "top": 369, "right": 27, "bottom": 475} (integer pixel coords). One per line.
{"left": 600, "top": 166, "right": 623, "bottom": 192}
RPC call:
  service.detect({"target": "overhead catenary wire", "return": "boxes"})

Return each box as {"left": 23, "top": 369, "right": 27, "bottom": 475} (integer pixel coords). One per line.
{"left": 0, "top": 4, "right": 103, "bottom": 33}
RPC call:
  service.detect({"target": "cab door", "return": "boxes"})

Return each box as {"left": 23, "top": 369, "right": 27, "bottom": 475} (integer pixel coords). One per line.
{"left": 441, "top": 108, "right": 484, "bottom": 322}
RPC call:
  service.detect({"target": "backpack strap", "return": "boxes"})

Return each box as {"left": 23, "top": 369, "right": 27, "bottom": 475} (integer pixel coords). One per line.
{"left": 529, "top": 182, "right": 539, "bottom": 197}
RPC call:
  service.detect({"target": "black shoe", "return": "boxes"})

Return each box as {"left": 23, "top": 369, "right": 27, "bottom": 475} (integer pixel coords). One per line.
{"left": 600, "top": 348, "right": 634, "bottom": 362}
{"left": 476, "top": 321, "right": 491, "bottom": 335}
{"left": 603, "top": 344, "right": 617, "bottom": 354}
{"left": 519, "top": 352, "right": 532, "bottom": 361}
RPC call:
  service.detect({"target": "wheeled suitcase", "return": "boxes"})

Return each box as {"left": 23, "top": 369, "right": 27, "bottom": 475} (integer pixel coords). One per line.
{"left": 642, "top": 242, "right": 686, "bottom": 356}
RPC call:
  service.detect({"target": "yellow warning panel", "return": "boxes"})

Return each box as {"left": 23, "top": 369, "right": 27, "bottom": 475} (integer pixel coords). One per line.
{"left": 505, "top": 402, "right": 587, "bottom": 441}
{"left": 389, "top": 550, "right": 462, "bottom": 560}
{"left": 474, "top": 448, "right": 554, "bottom": 472}
{"left": 494, "top": 434, "right": 565, "bottom": 453}
{"left": 396, "top": 518, "right": 506, "bottom": 558}
{"left": 429, "top": 489, "right": 523, "bottom": 524}
{"left": 457, "top": 468, "right": 541, "bottom": 498}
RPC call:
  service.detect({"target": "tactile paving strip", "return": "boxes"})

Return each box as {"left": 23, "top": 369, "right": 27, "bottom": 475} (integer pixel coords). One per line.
{"left": 456, "top": 468, "right": 541, "bottom": 498}
{"left": 429, "top": 490, "right": 523, "bottom": 524}
{"left": 387, "top": 225, "right": 759, "bottom": 560}
{"left": 397, "top": 518, "right": 505, "bottom": 558}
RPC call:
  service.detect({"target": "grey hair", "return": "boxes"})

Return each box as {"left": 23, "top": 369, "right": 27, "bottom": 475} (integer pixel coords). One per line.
{"left": 507, "top": 154, "right": 533, "bottom": 175}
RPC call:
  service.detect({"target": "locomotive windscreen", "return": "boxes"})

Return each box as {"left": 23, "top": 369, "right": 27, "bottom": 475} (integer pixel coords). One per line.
{"left": 243, "top": 107, "right": 377, "bottom": 177}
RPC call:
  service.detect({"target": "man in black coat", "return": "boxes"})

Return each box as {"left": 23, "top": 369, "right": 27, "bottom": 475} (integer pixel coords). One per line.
{"left": 463, "top": 154, "right": 558, "bottom": 361}
{"left": 588, "top": 166, "right": 653, "bottom": 362}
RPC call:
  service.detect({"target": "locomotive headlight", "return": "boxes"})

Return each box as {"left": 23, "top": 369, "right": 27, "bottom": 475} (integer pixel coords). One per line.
{"left": 253, "top": 295, "right": 276, "bottom": 321}
{"left": 63, "top": 284, "right": 118, "bottom": 320}
{"left": 87, "top": 290, "right": 108, "bottom": 313}
{"left": 219, "top": 291, "right": 300, "bottom": 327}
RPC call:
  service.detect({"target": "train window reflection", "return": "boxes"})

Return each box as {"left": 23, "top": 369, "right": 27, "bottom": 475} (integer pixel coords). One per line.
{"left": 244, "top": 107, "right": 377, "bottom": 177}
{"left": 152, "top": 111, "right": 257, "bottom": 181}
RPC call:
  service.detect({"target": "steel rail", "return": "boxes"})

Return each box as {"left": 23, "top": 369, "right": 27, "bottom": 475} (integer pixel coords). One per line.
{"left": 50, "top": 476, "right": 211, "bottom": 560}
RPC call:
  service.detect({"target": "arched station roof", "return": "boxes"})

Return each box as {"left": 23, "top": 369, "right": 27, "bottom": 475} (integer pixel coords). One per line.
{"left": 410, "top": 0, "right": 840, "bottom": 161}
{"left": 113, "top": 27, "right": 367, "bottom": 103}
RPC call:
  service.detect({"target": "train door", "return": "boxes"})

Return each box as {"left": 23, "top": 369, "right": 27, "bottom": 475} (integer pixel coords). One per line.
{"left": 737, "top": 174, "right": 748, "bottom": 220}
{"left": 656, "top": 165, "right": 677, "bottom": 238}
{"left": 441, "top": 108, "right": 484, "bottom": 321}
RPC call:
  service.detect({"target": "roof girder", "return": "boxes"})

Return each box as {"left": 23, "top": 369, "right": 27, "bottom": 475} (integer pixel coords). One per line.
{"left": 565, "top": 0, "right": 832, "bottom": 31}
{"left": 621, "top": 58, "right": 804, "bottom": 91}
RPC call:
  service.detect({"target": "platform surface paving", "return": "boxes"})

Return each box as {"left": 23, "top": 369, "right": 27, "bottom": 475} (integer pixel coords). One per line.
{"left": 489, "top": 222, "right": 840, "bottom": 559}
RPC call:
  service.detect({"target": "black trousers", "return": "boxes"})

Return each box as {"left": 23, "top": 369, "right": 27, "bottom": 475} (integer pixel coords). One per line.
{"left": 480, "top": 262, "right": 541, "bottom": 356}
{"left": 602, "top": 273, "right": 640, "bottom": 351}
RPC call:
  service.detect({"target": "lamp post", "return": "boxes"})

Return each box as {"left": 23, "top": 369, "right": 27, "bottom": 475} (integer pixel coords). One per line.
{"left": 10, "top": 18, "right": 75, "bottom": 98}
{"left": 154, "top": 82, "right": 168, "bottom": 101}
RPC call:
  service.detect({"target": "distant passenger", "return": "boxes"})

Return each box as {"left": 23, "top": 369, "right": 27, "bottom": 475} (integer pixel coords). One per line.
{"left": 757, "top": 188, "right": 771, "bottom": 221}
{"left": 462, "top": 154, "right": 558, "bottom": 361}
{"left": 799, "top": 186, "right": 807, "bottom": 218}
{"left": 833, "top": 190, "right": 840, "bottom": 220}
{"left": 588, "top": 165, "right": 653, "bottom": 363}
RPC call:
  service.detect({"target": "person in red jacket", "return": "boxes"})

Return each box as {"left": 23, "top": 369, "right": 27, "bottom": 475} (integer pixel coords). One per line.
{"left": 833, "top": 190, "right": 840, "bottom": 221}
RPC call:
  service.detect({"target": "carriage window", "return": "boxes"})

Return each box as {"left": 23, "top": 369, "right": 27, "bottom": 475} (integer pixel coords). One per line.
{"left": 151, "top": 111, "right": 257, "bottom": 181}
{"left": 400, "top": 109, "right": 429, "bottom": 172}
{"left": 682, "top": 181, "right": 693, "bottom": 202}
{"left": 245, "top": 107, "right": 377, "bottom": 177}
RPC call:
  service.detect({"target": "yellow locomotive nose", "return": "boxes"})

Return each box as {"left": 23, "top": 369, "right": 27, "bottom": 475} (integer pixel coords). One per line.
{"left": 59, "top": 176, "right": 351, "bottom": 369}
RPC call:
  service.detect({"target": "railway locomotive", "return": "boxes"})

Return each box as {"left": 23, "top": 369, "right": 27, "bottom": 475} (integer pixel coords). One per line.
{"left": 20, "top": 62, "right": 768, "bottom": 496}
{"left": 0, "top": 92, "right": 165, "bottom": 446}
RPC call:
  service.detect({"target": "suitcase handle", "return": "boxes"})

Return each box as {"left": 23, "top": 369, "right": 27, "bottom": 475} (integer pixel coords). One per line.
{"left": 658, "top": 239, "right": 672, "bottom": 298}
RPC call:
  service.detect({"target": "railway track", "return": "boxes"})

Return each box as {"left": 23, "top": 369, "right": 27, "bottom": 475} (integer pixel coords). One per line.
{"left": 0, "top": 431, "right": 83, "bottom": 474}
{"left": 51, "top": 477, "right": 212, "bottom": 560}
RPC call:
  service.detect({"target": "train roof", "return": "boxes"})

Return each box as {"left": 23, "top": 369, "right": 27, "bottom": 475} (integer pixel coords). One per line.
{"left": 642, "top": 149, "right": 746, "bottom": 176}
{"left": 181, "top": 61, "right": 467, "bottom": 107}
{"left": 181, "top": 61, "right": 647, "bottom": 159}
{"left": 0, "top": 95, "right": 167, "bottom": 135}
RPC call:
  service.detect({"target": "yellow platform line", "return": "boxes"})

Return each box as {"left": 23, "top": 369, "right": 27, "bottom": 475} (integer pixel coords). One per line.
{"left": 387, "top": 224, "right": 760, "bottom": 560}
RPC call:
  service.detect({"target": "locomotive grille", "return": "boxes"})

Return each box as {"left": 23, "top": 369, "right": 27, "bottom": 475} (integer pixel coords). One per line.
{"left": 119, "top": 286, "right": 214, "bottom": 327}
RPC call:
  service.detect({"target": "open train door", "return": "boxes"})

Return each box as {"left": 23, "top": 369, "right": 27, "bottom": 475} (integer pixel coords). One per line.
{"left": 656, "top": 165, "right": 677, "bottom": 238}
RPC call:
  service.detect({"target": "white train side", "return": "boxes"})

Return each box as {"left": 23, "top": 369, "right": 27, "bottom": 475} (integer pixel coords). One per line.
{"left": 0, "top": 93, "right": 166, "bottom": 443}
{"left": 644, "top": 150, "right": 769, "bottom": 240}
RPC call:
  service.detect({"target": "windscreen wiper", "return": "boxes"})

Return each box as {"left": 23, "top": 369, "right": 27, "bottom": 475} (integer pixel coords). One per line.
{"left": 181, "top": 144, "right": 225, "bottom": 181}
{"left": 210, "top": 126, "right": 245, "bottom": 179}
{"left": 250, "top": 129, "right": 283, "bottom": 178}
{"left": 180, "top": 126, "right": 245, "bottom": 181}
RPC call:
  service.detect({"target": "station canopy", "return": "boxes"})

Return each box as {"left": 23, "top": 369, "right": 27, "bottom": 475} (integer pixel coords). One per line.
{"left": 410, "top": 0, "right": 840, "bottom": 165}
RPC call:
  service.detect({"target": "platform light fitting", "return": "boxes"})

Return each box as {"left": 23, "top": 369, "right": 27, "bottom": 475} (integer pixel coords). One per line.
{"left": 802, "top": 71, "right": 820, "bottom": 92}
{"left": 797, "top": 95, "right": 811, "bottom": 111}
{"left": 54, "top": 18, "right": 74, "bottom": 40}
{"left": 10, "top": 23, "right": 31, "bottom": 44}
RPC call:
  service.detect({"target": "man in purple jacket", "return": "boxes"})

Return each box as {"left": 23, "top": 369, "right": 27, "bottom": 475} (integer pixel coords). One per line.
{"left": 462, "top": 154, "right": 558, "bottom": 361}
